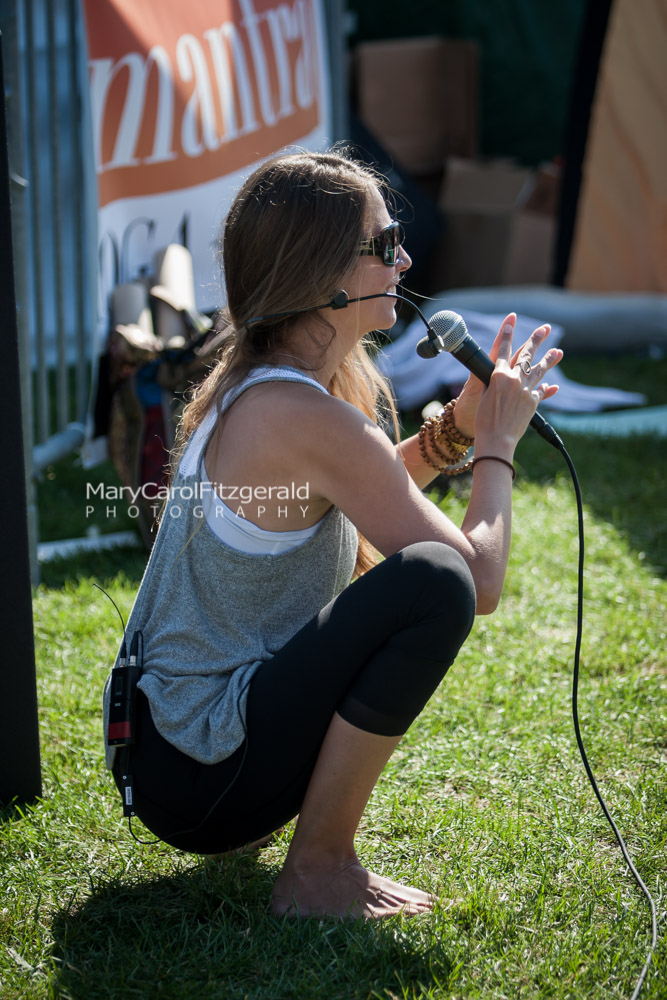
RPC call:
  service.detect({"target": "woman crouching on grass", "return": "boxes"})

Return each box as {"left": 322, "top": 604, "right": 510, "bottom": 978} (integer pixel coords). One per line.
{"left": 104, "top": 148, "right": 562, "bottom": 919}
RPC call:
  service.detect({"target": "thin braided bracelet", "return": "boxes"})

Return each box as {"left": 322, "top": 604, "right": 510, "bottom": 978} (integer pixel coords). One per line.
{"left": 471, "top": 456, "right": 516, "bottom": 480}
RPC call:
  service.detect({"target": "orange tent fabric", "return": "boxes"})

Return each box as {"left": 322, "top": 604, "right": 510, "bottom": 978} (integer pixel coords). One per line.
{"left": 567, "top": 0, "right": 667, "bottom": 292}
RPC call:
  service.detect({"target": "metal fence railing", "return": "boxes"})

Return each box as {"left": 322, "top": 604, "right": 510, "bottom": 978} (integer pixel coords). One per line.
{"left": 3, "top": 0, "right": 97, "bottom": 581}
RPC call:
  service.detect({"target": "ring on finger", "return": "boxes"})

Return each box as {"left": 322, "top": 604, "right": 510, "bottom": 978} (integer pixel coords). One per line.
{"left": 520, "top": 360, "right": 532, "bottom": 376}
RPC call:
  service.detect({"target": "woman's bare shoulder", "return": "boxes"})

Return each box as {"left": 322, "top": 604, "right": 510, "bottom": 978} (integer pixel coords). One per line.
{"left": 237, "top": 378, "right": 370, "bottom": 438}
{"left": 205, "top": 377, "right": 370, "bottom": 484}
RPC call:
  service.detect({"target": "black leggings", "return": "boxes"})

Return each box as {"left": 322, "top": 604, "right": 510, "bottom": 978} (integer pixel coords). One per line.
{"left": 114, "top": 541, "right": 476, "bottom": 854}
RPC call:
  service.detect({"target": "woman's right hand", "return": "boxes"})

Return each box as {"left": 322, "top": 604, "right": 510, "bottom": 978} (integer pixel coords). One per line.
{"left": 472, "top": 314, "right": 563, "bottom": 456}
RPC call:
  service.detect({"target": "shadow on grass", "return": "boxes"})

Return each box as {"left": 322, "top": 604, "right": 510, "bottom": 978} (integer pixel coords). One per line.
{"left": 0, "top": 798, "right": 41, "bottom": 829}
{"left": 50, "top": 857, "right": 451, "bottom": 1000}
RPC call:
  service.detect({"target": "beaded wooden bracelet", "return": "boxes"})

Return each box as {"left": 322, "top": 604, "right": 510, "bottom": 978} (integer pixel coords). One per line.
{"left": 418, "top": 398, "right": 475, "bottom": 475}
{"left": 418, "top": 424, "right": 468, "bottom": 475}
{"left": 425, "top": 417, "right": 459, "bottom": 463}
{"left": 417, "top": 423, "right": 439, "bottom": 471}
{"left": 440, "top": 399, "right": 474, "bottom": 449}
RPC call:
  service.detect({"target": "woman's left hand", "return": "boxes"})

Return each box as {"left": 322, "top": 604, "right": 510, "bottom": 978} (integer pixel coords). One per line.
{"left": 452, "top": 313, "right": 558, "bottom": 438}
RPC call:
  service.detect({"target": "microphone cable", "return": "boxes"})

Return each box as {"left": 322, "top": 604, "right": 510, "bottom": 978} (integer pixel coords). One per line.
{"left": 557, "top": 442, "right": 658, "bottom": 1000}
{"left": 402, "top": 302, "right": 660, "bottom": 998}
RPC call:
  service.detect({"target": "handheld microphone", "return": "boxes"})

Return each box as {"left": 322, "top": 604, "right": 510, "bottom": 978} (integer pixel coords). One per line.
{"left": 417, "top": 310, "right": 563, "bottom": 450}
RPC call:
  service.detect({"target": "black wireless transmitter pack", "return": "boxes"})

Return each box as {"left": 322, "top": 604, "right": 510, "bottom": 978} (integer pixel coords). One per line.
{"left": 107, "top": 630, "right": 143, "bottom": 816}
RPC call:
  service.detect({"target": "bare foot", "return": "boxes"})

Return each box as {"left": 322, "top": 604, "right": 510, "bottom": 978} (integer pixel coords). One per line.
{"left": 271, "top": 859, "right": 435, "bottom": 919}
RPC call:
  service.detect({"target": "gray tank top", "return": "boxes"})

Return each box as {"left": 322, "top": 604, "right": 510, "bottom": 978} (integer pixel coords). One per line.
{"left": 103, "top": 366, "right": 358, "bottom": 767}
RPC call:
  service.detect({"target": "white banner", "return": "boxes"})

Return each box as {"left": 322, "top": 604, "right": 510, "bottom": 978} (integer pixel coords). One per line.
{"left": 81, "top": 0, "right": 332, "bottom": 324}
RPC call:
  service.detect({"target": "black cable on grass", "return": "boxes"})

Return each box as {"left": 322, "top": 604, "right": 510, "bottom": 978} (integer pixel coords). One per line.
{"left": 559, "top": 442, "right": 658, "bottom": 1000}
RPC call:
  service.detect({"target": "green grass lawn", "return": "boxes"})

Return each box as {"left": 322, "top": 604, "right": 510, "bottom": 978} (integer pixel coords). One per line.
{"left": 1, "top": 353, "right": 665, "bottom": 999}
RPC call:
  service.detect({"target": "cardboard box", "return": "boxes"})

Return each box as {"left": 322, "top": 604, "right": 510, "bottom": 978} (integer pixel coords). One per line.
{"left": 505, "top": 212, "right": 556, "bottom": 285}
{"left": 355, "top": 37, "right": 479, "bottom": 175}
{"left": 521, "top": 163, "right": 561, "bottom": 217}
{"left": 431, "top": 158, "right": 558, "bottom": 289}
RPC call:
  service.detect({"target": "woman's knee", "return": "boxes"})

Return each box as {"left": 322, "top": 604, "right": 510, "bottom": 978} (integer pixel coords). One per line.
{"left": 397, "top": 541, "right": 477, "bottom": 637}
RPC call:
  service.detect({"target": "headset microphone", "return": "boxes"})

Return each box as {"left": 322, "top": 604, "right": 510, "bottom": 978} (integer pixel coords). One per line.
{"left": 246, "top": 289, "right": 377, "bottom": 328}
{"left": 246, "top": 289, "right": 432, "bottom": 329}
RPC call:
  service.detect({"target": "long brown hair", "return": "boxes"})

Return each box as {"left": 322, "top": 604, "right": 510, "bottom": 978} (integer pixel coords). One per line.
{"left": 176, "top": 148, "right": 401, "bottom": 575}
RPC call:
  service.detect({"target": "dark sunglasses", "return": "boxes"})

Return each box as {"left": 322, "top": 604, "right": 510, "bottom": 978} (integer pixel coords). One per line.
{"left": 357, "top": 221, "right": 405, "bottom": 266}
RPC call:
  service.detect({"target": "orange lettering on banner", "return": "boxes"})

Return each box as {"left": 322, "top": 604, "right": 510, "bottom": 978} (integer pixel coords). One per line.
{"left": 82, "top": 0, "right": 321, "bottom": 207}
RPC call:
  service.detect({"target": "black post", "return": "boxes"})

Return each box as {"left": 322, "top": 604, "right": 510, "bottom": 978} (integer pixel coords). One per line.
{"left": 0, "top": 31, "right": 42, "bottom": 806}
